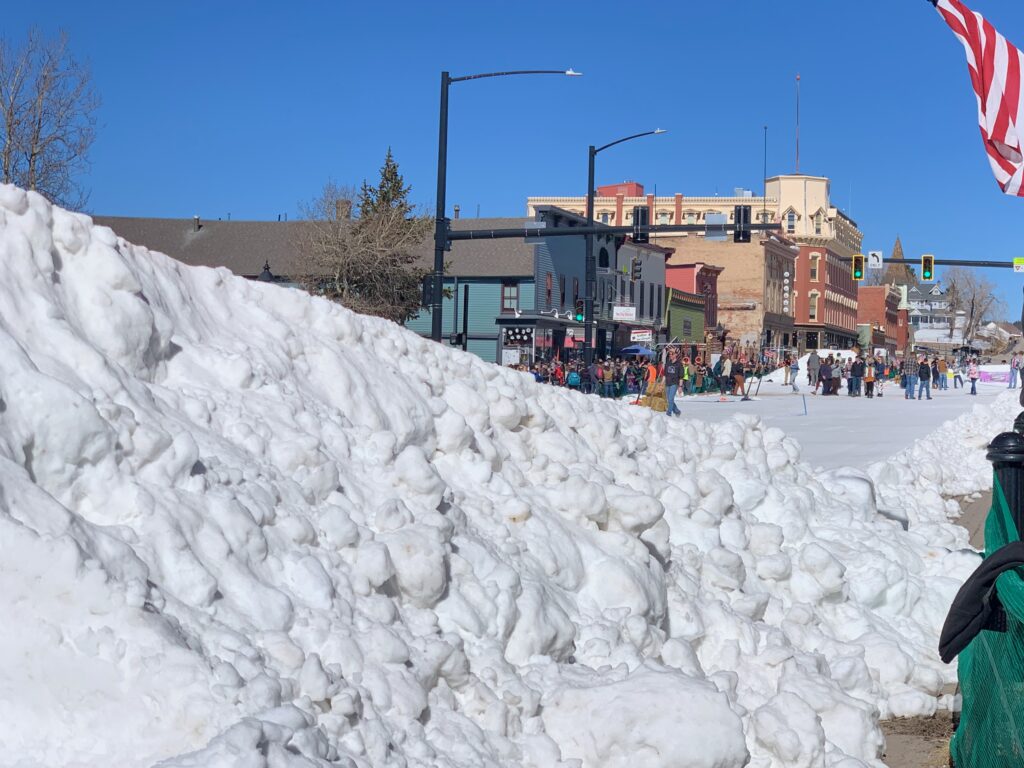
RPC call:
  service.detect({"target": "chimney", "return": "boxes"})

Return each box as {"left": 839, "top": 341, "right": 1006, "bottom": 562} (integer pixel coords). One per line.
{"left": 335, "top": 199, "right": 352, "bottom": 220}
{"left": 453, "top": 204, "right": 460, "bottom": 219}
{"left": 193, "top": 215, "right": 200, "bottom": 232}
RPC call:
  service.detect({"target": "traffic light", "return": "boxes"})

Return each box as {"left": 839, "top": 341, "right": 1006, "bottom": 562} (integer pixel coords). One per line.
{"left": 574, "top": 298, "right": 585, "bottom": 322}
{"left": 632, "top": 205, "right": 649, "bottom": 243}
{"left": 733, "top": 205, "right": 751, "bottom": 243}
{"left": 631, "top": 257, "right": 642, "bottom": 281}
{"left": 921, "top": 254, "right": 935, "bottom": 282}
{"left": 852, "top": 254, "right": 865, "bottom": 281}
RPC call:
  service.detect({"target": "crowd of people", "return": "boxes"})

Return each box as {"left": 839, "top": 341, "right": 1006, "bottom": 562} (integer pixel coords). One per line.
{"left": 790, "top": 350, "right": 988, "bottom": 399}
{"left": 507, "top": 346, "right": 1012, "bottom": 414}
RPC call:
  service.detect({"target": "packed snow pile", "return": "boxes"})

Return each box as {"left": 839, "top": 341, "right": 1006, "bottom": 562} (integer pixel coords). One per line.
{"left": 869, "top": 391, "right": 1017, "bottom": 530}
{"left": 0, "top": 186, "right": 1003, "bottom": 767}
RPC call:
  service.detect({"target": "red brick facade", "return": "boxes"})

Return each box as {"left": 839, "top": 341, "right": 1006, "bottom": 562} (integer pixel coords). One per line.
{"left": 665, "top": 263, "right": 722, "bottom": 329}
{"left": 856, "top": 286, "right": 901, "bottom": 354}
{"left": 793, "top": 245, "right": 858, "bottom": 351}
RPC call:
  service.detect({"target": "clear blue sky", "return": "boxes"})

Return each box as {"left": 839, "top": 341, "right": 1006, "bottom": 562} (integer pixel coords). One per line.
{"left": 11, "top": 0, "right": 1024, "bottom": 317}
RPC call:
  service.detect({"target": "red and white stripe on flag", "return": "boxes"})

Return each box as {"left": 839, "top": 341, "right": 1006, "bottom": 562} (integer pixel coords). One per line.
{"left": 936, "top": 0, "right": 1024, "bottom": 195}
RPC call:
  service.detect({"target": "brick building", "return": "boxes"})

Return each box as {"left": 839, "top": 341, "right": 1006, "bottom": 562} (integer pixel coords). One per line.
{"left": 856, "top": 285, "right": 903, "bottom": 355}
{"left": 664, "top": 236, "right": 796, "bottom": 350}
{"left": 664, "top": 262, "right": 722, "bottom": 330}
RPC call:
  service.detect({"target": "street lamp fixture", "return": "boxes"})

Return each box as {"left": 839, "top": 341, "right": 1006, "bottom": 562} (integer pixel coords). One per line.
{"left": 583, "top": 129, "right": 668, "bottom": 366}
{"left": 430, "top": 69, "right": 582, "bottom": 342}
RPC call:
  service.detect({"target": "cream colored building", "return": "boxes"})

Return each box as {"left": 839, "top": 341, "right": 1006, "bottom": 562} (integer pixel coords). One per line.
{"left": 528, "top": 174, "right": 865, "bottom": 352}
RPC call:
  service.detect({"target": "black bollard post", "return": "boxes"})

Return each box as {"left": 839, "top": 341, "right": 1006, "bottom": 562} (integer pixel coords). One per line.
{"left": 986, "top": 430, "right": 1024, "bottom": 544}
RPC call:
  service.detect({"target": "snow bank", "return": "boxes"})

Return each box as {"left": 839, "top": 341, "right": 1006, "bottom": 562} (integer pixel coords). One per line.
{"left": 0, "top": 186, "right": 1005, "bottom": 767}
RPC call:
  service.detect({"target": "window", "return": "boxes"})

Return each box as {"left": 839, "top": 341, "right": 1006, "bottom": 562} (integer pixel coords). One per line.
{"left": 629, "top": 280, "right": 635, "bottom": 303}
{"left": 686, "top": 212, "right": 697, "bottom": 225}
{"left": 657, "top": 286, "right": 663, "bottom": 320}
{"left": 501, "top": 282, "right": 519, "bottom": 313}
{"left": 657, "top": 211, "right": 670, "bottom": 224}
{"left": 559, "top": 275, "right": 566, "bottom": 308}
{"left": 808, "top": 290, "right": 820, "bottom": 321}
{"left": 683, "top": 318, "right": 692, "bottom": 337}
{"left": 573, "top": 277, "right": 579, "bottom": 302}
{"left": 649, "top": 284, "right": 655, "bottom": 318}
{"left": 810, "top": 253, "right": 821, "bottom": 282}
{"left": 787, "top": 211, "right": 796, "bottom": 234}
{"left": 814, "top": 212, "right": 822, "bottom": 235}
{"left": 600, "top": 212, "right": 610, "bottom": 224}
{"left": 598, "top": 247, "right": 610, "bottom": 269}
{"left": 545, "top": 273, "right": 553, "bottom": 308}
{"left": 639, "top": 282, "right": 645, "bottom": 316}
{"left": 619, "top": 276, "right": 626, "bottom": 301}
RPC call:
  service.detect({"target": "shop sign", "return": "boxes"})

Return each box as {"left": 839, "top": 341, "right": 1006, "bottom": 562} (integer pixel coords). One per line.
{"left": 612, "top": 305, "right": 637, "bottom": 321}
{"left": 630, "top": 329, "right": 653, "bottom": 343}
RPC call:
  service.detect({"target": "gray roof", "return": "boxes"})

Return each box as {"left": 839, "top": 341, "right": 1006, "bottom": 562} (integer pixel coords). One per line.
{"left": 91, "top": 214, "right": 537, "bottom": 280}
{"left": 411, "top": 217, "right": 536, "bottom": 278}
{"left": 91, "top": 216, "right": 308, "bottom": 278}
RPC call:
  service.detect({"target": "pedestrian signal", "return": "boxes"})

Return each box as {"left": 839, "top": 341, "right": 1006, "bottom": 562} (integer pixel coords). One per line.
{"left": 921, "top": 254, "right": 935, "bottom": 282}
{"left": 852, "top": 254, "right": 865, "bottom": 281}
{"left": 574, "top": 299, "right": 585, "bottom": 322}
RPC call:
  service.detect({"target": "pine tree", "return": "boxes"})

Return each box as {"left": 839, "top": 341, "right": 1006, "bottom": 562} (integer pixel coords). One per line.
{"left": 358, "top": 148, "right": 413, "bottom": 217}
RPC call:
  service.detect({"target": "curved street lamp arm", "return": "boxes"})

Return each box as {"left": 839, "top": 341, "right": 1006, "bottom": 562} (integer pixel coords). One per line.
{"left": 594, "top": 129, "right": 667, "bottom": 155}
{"left": 451, "top": 69, "right": 580, "bottom": 83}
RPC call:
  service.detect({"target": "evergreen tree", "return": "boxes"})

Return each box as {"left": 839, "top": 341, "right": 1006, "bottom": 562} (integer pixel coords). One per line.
{"left": 358, "top": 148, "right": 413, "bottom": 217}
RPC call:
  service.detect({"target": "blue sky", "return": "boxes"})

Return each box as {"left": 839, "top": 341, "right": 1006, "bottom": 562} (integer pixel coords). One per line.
{"left": 10, "top": 1, "right": 1024, "bottom": 317}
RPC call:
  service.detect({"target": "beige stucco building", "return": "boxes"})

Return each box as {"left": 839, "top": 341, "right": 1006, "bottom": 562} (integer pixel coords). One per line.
{"left": 527, "top": 174, "right": 864, "bottom": 352}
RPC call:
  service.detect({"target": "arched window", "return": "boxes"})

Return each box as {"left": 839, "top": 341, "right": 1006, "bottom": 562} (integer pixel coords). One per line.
{"left": 809, "top": 253, "right": 821, "bottom": 282}
{"left": 814, "top": 212, "right": 822, "bottom": 235}
{"left": 598, "top": 247, "right": 610, "bottom": 269}
{"left": 786, "top": 211, "right": 797, "bottom": 234}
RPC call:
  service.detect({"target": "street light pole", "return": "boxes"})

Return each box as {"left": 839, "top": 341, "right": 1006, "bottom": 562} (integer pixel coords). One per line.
{"left": 582, "top": 129, "right": 666, "bottom": 366}
{"left": 431, "top": 68, "right": 581, "bottom": 342}
{"left": 431, "top": 71, "right": 451, "bottom": 343}
{"left": 584, "top": 146, "right": 596, "bottom": 366}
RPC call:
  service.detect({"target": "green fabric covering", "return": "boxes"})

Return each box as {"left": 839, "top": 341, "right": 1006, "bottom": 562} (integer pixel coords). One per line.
{"left": 951, "top": 478, "right": 1024, "bottom": 767}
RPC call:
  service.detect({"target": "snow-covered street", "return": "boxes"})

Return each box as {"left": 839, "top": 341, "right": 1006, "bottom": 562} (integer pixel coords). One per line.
{"left": 666, "top": 377, "right": 1008, "bottom": 470}
{"left": 0, "top": 187, "right": 1018, "bottom": 767}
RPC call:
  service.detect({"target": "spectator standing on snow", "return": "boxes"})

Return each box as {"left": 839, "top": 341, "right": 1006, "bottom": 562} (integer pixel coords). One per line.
{"left": 969, "top": 359, "right": 980, "bottom": 395}
{"left": 1010, "top": 352, "right": 1021, "bottom": 389}
{"left": 664, "top": 348, "right": 682, "bottom": 416}
{"left": 874, "top": 356, "right": 886, "bottom": 397}
{"left": 587, "top": 360, "right": 600, "bottom": 395}
{"left": 931, "top": 358, "right": 941, "bottom": 390}
{"left": 938, "top": 358, "right": 949, "bottom": 390}
{"left": 902, "top": 356, "right": 918, "bottom": 400}
{"left": 864, "top": 360, "right": 876, "bottom": 398}
{"left": 850, "top": 357, "right": 865, "bottom": 397}
{"left": 817, "top": 359, "right": 830, "bottom": 395}
{"left": 720, "top": 356, "right": 733, "bottom": 395}
{"left": 953, "top": 361, "right": 964, "bottom": 389}
{"left": 917, "top": 356, "right": 933, "bottom": 400}
{"left": 807, "top": 351, "right": 820, "bottom": 386}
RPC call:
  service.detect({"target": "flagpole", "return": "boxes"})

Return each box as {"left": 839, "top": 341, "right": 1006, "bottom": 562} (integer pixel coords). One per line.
{"left": 795, "top": 74, "right": 801, "bottom": 174}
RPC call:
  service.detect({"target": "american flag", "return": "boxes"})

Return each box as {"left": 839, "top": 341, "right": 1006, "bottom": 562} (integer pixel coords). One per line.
{"left": 934, "top": 0, "right": 1024, "bottom": 195}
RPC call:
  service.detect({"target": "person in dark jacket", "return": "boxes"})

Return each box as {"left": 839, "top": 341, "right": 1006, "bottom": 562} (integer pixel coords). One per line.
{"left": 917, "top": 356, "right": 933, "bottom": 400}
{"left": 664, "top": 347, "right": 682, "bottom": 416}
{"left": 850, "top": 357, "right": 865, "bottom": 397}
{"left": 817, "top": 359, "right": 832, "bottom": 395}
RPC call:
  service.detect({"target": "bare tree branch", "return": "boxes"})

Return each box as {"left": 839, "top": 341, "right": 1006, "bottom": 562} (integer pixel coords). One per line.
{"left": 944, "top": 267, "right": 1004, "bottom": 346}
{"left": 0, "top": 28, "right": 98, "bottom": 208}
{"left": 295, "top": 181, "right": 433, "bottom": 323}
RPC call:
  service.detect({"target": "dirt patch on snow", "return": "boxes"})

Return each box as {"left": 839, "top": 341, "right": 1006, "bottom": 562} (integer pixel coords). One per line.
{"left": 881, "top": 717, "right": 954, "bottom": 768}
